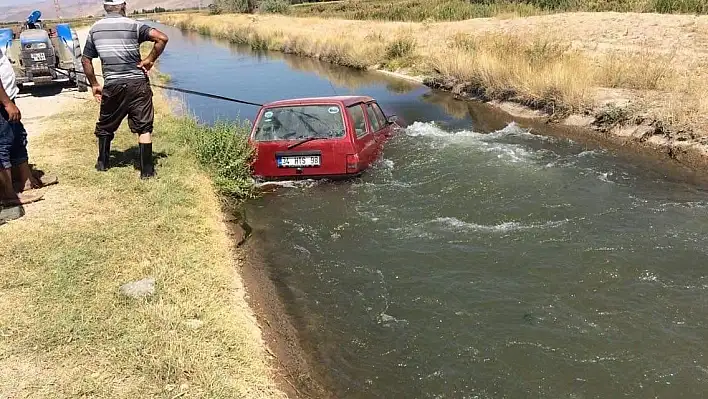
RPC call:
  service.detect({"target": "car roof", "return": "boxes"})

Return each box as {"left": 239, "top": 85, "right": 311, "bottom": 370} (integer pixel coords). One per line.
{"left": 262, "top": 96, "right": 376, "bottom": 108}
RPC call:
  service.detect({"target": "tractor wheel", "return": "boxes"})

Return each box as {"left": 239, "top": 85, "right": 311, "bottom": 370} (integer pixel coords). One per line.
{"left": 72, "top": 74, "right": 88, "bottom": 92}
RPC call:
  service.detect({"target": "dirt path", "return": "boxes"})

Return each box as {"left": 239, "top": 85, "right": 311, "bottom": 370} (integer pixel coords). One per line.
{"left": 16, "top": 89, "right": 91, "bottom": 136}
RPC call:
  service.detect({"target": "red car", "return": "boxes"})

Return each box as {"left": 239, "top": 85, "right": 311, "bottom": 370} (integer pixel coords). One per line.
{"left": 248, "top": 96, "right": 402, "bottom": 181}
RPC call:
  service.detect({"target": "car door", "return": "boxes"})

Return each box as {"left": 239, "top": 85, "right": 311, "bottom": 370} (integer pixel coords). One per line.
{"left": 371, "top": 101, "right": 392, "bottom": 138}
{"left": 347, "top": 103, "right": 377, "bottom": 170}
{"left": 365, "top": 101, "right": 388, "bottom": 161}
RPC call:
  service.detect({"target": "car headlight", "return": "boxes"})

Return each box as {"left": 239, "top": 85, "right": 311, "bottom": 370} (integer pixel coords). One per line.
{"left": 36, "top": 43, "right": 46, "bottom": 49}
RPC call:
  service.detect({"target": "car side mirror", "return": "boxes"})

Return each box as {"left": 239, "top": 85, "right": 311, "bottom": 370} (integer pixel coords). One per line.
{"left": 387, "top": 115, "right": 397, "bottom": 125}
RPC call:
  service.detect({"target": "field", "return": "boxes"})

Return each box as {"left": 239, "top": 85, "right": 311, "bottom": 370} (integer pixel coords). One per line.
{"left": 290, "top": 0, "right": 708, "bottom": 20}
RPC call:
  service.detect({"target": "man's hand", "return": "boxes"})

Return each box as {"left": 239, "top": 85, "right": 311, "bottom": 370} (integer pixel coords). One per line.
{"left": 92, "top": 84, "right": 102, "bottom": 103}
{"left": 138, "top": 28, "right": 168, "bottom": 76}
{"left": 4, "top": 101, "right": 20, "bottom": 123}
{"left": 137, "top": 59, "right": 155, "bottom": 74}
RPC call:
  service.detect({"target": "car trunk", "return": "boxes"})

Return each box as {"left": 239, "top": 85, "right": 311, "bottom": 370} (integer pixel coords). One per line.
{"left": 251, "top": 138, "right": 355, "bottom": 180}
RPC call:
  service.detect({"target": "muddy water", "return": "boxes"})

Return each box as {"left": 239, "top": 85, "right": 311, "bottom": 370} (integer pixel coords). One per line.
{"left": 155, "top": 23, "right": 708, "bottom": 398}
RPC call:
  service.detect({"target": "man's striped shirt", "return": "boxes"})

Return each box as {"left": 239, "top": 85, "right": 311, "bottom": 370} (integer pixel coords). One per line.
{"left": 83, "top": 13, "right": 152, "bottom": 83}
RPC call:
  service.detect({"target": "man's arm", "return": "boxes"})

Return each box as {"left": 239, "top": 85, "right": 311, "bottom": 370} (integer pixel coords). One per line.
{"left": 0, "top": 78, "right": 20, "bottom": 123}
{"left": 137, "top": 27, "right": 168, "bottom": 73}
{"left": 81, "top": 56, "right": 102, "bottom": 102}
{"left": 81, "top": 56, "right": 100, "bottom": 87}
{"left": 81, "top": 29, "right": 102, "bottom": 102}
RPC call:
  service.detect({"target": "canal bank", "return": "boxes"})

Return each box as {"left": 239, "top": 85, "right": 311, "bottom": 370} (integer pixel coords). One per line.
{"left": 161, "top": 12, "right": 708, "bottom": 172}
{"left": 0, "top": 60, "right": 292, "bottom": 398}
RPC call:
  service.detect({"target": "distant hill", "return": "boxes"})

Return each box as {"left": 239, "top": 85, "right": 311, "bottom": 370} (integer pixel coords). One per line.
{"left": 0, "top": 0, "right": 204, "bottom": 22}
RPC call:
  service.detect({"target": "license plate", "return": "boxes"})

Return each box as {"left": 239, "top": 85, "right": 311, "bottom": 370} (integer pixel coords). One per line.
{"left": 278, "top": 155, "right": 321, "bottom": 167}
{"left": 31, "top": 53, "right": 46, "bottom": 62}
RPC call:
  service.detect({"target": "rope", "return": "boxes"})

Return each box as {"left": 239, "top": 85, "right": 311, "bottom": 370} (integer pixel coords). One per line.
{"left": 49, "top": 66, "right": 264, "bottom": 107}
{"left": 149, "top": 83, "right": 263, "bottom": 107}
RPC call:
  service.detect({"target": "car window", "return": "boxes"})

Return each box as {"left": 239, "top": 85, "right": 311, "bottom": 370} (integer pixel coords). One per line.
{"left": 372, "top": 102, "right": 388, "bottom": 127}
{"left": 366, "top": 103, "right": 382, "bottom": 132}
{"left": 253, "top": 105, "right": 346, "bottom": 141}
{"left": 348, "top": 104, "right": 367, "bottom": 137}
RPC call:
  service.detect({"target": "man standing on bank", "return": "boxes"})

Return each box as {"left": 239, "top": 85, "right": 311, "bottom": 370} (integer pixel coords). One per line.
{"left": 81, "top": 0, "right": 168, "bottom": 179}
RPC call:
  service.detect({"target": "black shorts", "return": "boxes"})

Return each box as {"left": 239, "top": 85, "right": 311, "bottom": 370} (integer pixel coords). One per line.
{"left": 95, "top": 78, "right": 154, "bottom": 137}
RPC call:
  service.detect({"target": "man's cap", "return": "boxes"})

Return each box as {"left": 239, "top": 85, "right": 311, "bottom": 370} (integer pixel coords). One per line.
{"left": 103, "top": 0, "right": 126, "bottom": 5}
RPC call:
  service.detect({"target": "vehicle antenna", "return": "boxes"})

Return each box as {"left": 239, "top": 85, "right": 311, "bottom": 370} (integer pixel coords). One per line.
{"left": 327, "top": 79, "right": 338, "bottom": 96}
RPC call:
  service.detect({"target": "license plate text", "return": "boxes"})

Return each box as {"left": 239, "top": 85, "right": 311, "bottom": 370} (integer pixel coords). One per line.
{"left": 278, "top": 156, "right": 321, "bottom": 167}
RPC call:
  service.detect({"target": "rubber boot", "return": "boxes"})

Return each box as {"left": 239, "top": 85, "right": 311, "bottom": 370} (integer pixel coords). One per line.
{"left": 139, "top": 143, "right": 154, "bottom": 179}
{"left": 95, "top": 136, "right": 111, "bottom": 171}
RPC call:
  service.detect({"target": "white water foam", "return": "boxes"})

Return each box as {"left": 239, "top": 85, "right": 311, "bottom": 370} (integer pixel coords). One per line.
{"left": 597, "top": 172, "right": 615, "bottom": 184}
{"left": 543, "top": 149, "right": 600, "bottom": 168}
{"left": 657, "top": 200, "right": 708, "bottom": 210}
{"left": 253, "top": 179, "right": 319, "bottom": 189}
{"left": 406, "top": 121, "right": 553, "bottom": 142}
{"left": 430, "top": 217, "right": 569, "bottom": 233}
{"left": 578, "top": 150, "right": 600, "bottom": 158}
{"left": 404, "top": 121, "right": 539, "bottom": 163}
{"left": 390, "top": 216, "right": 570, "bottom": 239}
{"left": 377, "top": 312, "right": 409, "bottom": 328}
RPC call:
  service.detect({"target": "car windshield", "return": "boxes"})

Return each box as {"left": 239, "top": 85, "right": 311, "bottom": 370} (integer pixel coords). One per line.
{"left": 253, "top": 105, "right": 346, "bottom": 141}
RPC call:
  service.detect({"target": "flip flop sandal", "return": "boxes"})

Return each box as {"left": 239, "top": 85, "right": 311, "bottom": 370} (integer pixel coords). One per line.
{"left": 21, "top": 174, "right": 58, "bottom": 191}
{"left": 37, "top": 174, "right": 58, "bottom": 187}
{"left": 1, "top": 192, "right": 44, "bottom": 206}
{"left": 0, "top": 205, "right": 25, "bottom": 224}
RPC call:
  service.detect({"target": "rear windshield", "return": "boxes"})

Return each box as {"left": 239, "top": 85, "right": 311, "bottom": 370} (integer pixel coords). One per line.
{"left": 253, "top": 105, "right": 346, "bottom": 141}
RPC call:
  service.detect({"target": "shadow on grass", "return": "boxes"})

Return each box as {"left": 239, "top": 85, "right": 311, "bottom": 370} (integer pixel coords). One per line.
{"left": 109, "top": 145, "right": 168, "bottom": 170}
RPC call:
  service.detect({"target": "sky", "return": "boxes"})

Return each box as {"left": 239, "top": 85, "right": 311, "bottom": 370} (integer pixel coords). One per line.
{"left": 0, "top": 0, "right": 44, "bottom": 6}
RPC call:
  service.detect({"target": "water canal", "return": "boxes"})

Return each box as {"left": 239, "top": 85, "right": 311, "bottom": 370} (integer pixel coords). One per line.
{"left": 154, "top": 22, "right": 708, "bottom": 398}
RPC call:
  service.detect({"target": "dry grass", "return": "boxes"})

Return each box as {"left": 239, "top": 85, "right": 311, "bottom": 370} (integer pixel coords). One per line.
{"left": 594, "top": 51, "right": 677, "bottom": 90}
{"left": 181, "top": 15, "right": 388, "bottom": 68}
{"left": 0, "top": 91, "right": 286, "bottom": 398}
{"left": 433, "top": 32, "right": 593, "bottom": 112}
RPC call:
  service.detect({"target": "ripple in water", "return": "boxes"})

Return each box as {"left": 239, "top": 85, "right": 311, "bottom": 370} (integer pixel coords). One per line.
{"left": 430, "top": 217, "right": 570, "bottom": 233}
{"left": 390, "top": 216, "right": 571, "bottom": 239}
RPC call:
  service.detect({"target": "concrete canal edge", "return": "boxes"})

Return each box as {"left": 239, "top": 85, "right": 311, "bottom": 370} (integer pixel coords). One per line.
{"left": 220, "top": 196, "right": 336, "bottom": 398}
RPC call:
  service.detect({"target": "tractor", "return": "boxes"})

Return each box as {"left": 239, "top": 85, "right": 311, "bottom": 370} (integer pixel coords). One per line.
{"left": 0, "top": 10, "right": 87, "bottom": 93}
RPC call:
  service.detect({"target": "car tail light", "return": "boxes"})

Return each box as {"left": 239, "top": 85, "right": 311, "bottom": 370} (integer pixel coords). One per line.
{"left": 346, "top": 154, "right": 359, "bottom": 173}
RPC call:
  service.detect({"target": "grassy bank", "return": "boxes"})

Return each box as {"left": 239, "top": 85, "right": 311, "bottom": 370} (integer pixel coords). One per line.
{"left": 0, "top": 91, "right": 285, "bottom": 398}
{"left": 163, "top": 12, "right": 708, "bottom": 134}
{"left": 290, "top": 0, "right": 707, "bottom": 21}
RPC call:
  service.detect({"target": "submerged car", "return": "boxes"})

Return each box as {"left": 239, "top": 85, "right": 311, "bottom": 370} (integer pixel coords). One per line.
{"left": 248, "top": 96, "right": 402, "bottom": 181}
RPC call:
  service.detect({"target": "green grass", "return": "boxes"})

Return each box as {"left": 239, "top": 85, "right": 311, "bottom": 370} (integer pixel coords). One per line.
{"left": 0, "top": 88, "right": 282, "bottom": 398}
{"left": 289, "top": 0, "right": 708, "bottom": 21}
{"left": 178, "top": 118, "right": 257, "bottom": 198}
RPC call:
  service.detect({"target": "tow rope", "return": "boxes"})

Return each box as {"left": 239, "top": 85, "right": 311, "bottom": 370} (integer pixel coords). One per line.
{"left": 49, "top": 66, "right": 264, "bottom": 107}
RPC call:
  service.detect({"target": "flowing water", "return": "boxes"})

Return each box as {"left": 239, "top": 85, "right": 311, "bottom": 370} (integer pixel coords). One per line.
{"left": 155, "top": 23, "right": 708, "bottom": 398}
